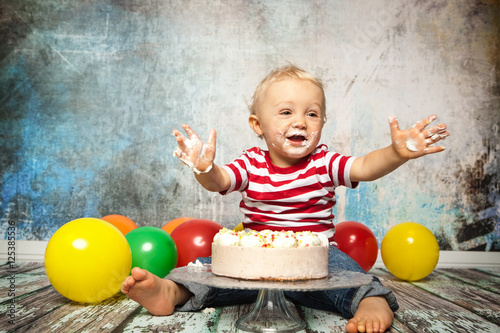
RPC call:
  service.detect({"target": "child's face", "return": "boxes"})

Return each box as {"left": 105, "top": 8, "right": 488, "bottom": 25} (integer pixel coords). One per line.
{"left": 249, "top": 78, "right": 325, "bottom": 167}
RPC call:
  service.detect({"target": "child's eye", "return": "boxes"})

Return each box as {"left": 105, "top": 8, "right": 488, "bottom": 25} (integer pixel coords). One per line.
{"left": 307, "top": 111, "right": 319, "bottom": 117}
{"left": 280, "top": 109, "right": 292, "bottom": 115}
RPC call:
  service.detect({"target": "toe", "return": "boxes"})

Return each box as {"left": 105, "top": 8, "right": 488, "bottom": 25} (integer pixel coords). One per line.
{"left": 355, "top": 318, "right": 367, "bottom": 332}
{"left": 121, "top": 276, "right": 135, "bottom": 293}
{"left": 364, "top": 319, "right": 373, "bottom": 333}
{"left": 346, "top": 318, "right": 359, "bottom": 333}
{"left": 131, "top": 267, "right": 148, "bottom": 280}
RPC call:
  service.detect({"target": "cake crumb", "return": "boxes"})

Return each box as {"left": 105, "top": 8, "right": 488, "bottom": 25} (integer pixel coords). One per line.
{"left": 187, "top": 259, "right": 204, "bottom": 268}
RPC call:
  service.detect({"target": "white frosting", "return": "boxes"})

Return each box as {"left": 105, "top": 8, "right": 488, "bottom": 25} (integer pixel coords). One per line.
{"left": 406, "top": 139, "right": 418, "bottom": 152}
{"left": 187, "top": 259, "right": 204, "bottom": 268}
{"left": 172, "top": 135, "right": 214, "bottom": 175}
{"left": 214, "top": 229, "right": 240, "bottom": 246}
{"left": 259, "top": 229, "right": 277, "bottom": 246}
{"left": 239, "top": 231, "right": 264, "bottom": 247}
{"left": 213, "top": 228, "right": 324, "bottom": 248}
{"left": 296, "top": 231, "right": 322, "bottom": 247}
{"left": 271, "top": 232, "right": 298, "bottom": 248}
{"left": 173, "top": 148, "right": 213, "bottom": 175}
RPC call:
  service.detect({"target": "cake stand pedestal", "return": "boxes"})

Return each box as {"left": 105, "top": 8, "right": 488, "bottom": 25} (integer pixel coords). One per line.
{"left": 235, "top": 288, "right": 304, "bottom": 333}
{"left": 168, "top": 265, "right": 372, "bottom": 333}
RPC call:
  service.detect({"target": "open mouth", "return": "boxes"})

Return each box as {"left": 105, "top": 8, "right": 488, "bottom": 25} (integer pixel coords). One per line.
{"left": 286, "top": 135, "right": 307, "bottom": 145}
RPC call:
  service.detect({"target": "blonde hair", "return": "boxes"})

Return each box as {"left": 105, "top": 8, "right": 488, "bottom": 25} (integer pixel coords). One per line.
{"left": 248, "top": 64, "right": 327, "bottom": 122}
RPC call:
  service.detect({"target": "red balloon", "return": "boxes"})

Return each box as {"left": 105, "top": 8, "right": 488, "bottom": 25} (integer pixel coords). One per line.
{"left": 170, "top": 219, "right": 223, "bottom": 267}
{"left": 334, "top": 221, "right": 378, "bottom": 272}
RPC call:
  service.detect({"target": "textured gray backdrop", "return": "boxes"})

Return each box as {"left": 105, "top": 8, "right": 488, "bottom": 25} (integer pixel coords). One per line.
{"left": 0, "top": 0, "right": 498, "bottom": 251}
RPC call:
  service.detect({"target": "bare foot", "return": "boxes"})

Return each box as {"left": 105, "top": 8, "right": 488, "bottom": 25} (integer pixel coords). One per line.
{"left": 121, "top": 267, "right": 192, "bottom": 316}
{"left": 345, "top": 296, "right": 394, "bottom": 333}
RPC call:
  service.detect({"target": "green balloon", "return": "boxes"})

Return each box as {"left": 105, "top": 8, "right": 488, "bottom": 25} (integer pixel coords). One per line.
{"left": 126, "top": 226, "right": 178, "bottom": 278}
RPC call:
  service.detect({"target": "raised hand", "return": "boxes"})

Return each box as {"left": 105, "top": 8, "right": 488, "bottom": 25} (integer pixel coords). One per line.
{"left": 172, "top": 124, "right": 216, "bottom": 174}
{"left": 389, "top": 114, "right": 450, "bottom": 160}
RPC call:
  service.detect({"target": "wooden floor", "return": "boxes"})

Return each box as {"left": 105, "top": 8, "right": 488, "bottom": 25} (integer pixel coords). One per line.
{"left": 1, "top": 262, "right": 499, "bottom": 333}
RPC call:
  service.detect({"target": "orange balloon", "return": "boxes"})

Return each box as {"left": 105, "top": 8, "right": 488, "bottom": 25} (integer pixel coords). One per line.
{"left": 162, "top": 217, "right": 194, "bottom": 234}
{"left": 101, "top": 214, "right": 138, "bottom": 235}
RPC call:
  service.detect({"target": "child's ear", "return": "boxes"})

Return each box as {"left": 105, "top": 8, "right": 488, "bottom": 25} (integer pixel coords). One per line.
{"left": 249, "top": 115, "right": 264, "bottom": 136}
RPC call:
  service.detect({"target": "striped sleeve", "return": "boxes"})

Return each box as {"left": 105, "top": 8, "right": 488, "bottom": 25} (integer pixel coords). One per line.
{"left": 327, "top": 150, "right": 358, "bottom": 189}
{"left": 220, "top": 147, "right": 263, "bottom": 195}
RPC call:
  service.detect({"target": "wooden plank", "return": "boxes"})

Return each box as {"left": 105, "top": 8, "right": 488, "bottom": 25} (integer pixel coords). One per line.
{"left": 298, "top": 306, "right": 350, "bottom": 333}
{"left": 436, "top": 268, "right": 500, "bottom": 294}
{"left": 411, "top": 269, "right": 500, "bottom": 324}
{"left": 11, "top": 292, "right": 140, "bottom": 333}
{"left": 0, "top": 264, "right": 141, "bottom": 332}
{"left": 118, "top": 302, "right": 307, "bottom": 333}
{"left": 212, "top": 296, "right": 405, "bottom": 333}
{"left": 0, "top": 267, "right": 51, "bottom": 303}
{"left": 389, "top": 319, "right": 415, "bottom": 333}
{"left": 476, "top": 267, "right": 500, "bottom": 278}
{"left": 0, "top": 262, "right": 44, "bottom": 277}
{"left": 117, "top": 300, "right": 310, "bottom": 333}
{"left": 372, "top": 268, "right": 500, "bottom": 333}
{"left": 117, "top": 304, "right": 249, "bottom": 333}
{"left": 2, "top": 267, "right": 498, "bottom": 333}
{"left": 297, "top": 299, "right": 409, "bottom": 333}
{"left": 209, "top": 305, "right": 241, "bottom": 333}
{"left": 118, "top": 306, "right": 222, "bottom": 333}
{"left": 0, "top": 286, "right": 70, "bottom": 332}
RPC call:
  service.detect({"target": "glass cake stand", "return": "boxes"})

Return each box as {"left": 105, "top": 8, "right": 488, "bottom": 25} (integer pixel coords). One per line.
{"left": 168, "top": 264, "right": 372, "bottom": 333}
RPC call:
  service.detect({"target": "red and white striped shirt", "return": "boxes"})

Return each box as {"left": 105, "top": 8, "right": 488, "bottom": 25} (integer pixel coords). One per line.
{"left": 221, "top": 144, "right": 358, "bottom": 241}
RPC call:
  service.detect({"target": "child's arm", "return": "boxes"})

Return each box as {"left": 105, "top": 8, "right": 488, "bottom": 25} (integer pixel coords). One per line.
{"left": 172, "top": 124, "right": 231, "bottom": 192}
{"left": 350, "top": 114, "right": 450, "bottom": 182}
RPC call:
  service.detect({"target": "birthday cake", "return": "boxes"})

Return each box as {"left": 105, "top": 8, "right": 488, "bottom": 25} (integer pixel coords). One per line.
{"left": 211, "top": 228, "right": 329, "bottom": 281}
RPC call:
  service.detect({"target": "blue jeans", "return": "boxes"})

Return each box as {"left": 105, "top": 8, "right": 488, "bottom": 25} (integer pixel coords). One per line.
{"left": 169, "top": 247, "right": 399, "bottom": 318}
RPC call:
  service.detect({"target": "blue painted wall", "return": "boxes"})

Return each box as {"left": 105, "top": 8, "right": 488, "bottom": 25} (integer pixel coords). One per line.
{"left": 1, "top": 0, "right": 498, "bottom": 251}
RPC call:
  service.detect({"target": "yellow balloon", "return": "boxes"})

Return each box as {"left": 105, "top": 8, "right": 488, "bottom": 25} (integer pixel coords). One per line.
{"left": 45, "top": 218, "right": 132, "bottom": 303}
{"left": 381, "top": 222, "right": 439, "bottom": 281}
{"left": 233, "top": 222, "right": 244, "bottom": 232}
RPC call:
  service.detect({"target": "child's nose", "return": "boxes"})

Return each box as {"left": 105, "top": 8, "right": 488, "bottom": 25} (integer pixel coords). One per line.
{"left": 293, "top": 122, "right": 305, "bottom": 129}
{"left": 292, "top": 116, "right": 307, "bottom": 129}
